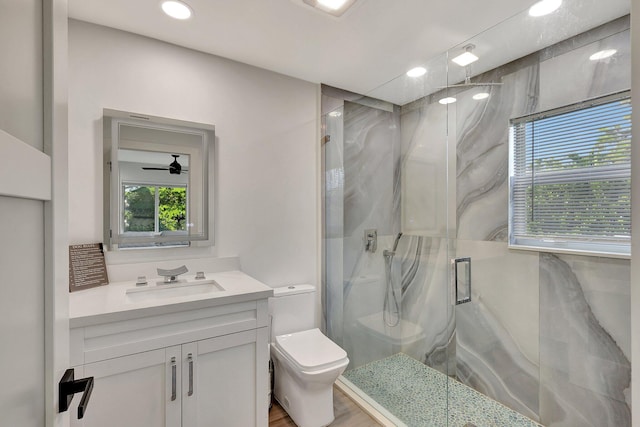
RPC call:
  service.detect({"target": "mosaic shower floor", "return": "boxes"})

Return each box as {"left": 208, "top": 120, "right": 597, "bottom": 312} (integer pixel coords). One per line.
{"left": 343, "top": 353, "right": 543, "bottom": 427}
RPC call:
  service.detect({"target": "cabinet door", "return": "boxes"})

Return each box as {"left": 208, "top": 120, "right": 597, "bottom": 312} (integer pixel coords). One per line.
{"left": 71, "top": 346, "right": 181, "bottom": 427}
{"left": 182, "top": 328, "right": 269, "bottom": 427}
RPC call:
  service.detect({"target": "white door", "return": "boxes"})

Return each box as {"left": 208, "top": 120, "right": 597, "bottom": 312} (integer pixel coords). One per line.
{"left": 0, "top": 0, "right": 69, "bottom": 426}
{"left": 0, "top": 195, "right": 46, "bottom": 426}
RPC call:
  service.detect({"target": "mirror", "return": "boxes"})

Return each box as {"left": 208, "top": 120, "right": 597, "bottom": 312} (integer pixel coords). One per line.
{"left": 103, "top": 109, "right": 215, "bottom": 250}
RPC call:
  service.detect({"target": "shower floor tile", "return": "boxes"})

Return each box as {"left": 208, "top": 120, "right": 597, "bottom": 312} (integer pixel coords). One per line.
{"left": 343, "top": 353, "right": 543, "bottom": 427}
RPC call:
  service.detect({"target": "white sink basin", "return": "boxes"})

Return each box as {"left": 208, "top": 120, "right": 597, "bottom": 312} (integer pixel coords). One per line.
{"left": 125, "top": 279, "right": 224, "bottom": 302}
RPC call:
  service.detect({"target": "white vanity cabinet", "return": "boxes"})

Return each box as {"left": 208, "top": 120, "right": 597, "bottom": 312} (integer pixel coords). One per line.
{"left": 69, "top": 297, "right": 270, "bottom": 427}
{"left": 181, "top": 330, "right": 263, "bottom": 426}
{"left": 70, "top": 347, "right": 181, "bottom": 427}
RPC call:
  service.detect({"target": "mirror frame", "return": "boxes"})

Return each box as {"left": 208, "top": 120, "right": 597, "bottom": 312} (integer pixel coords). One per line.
{"left": 103, "top": 109, "right": 215, "bottom": 250}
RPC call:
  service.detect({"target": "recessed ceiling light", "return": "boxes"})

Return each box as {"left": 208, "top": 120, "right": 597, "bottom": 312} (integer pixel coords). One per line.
{"left": 406, "top": 67, "right": 427, "bottom": 77}
{"left": 302, "top": 0, "right": 358, "bottom": 16}
{"left": 528, "top": 0, "right": 562, "bottom": 17}
{"left": 472, "top": 92, "right": 490, "bottom": 100}
{"left": 161, "top": 1, "right": 192, "bottom": 20}
{"left": 452, "top": 45, "right": 479, "bottom": 67}
{"left": 328, "top": 111, "right": 342, "bottom": 117}
{"left": 439, "top": 97, "right": 457, "bottom": 105}
{"left": 589, "top": 49, "right": 617, "bottom": 61}
{"left": 317, "top": 0, "right": 347, "bottom": 9}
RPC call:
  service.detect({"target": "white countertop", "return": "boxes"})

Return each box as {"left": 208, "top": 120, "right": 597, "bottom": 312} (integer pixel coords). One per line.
{"left": 69, "top": 270, "right": 274, "bottom": 328}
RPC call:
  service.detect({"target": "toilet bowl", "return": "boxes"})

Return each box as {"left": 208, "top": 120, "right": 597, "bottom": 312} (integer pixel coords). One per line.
{"left": 269, "top": 285, "right": 349, "bottom": 427}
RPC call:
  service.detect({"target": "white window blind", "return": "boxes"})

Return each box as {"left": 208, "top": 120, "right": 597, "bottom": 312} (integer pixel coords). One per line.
{"left": 509, "top": 91, "right": 631, "bottom": 256}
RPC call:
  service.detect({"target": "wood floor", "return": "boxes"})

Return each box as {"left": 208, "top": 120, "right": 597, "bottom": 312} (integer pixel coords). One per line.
{"left": 269, "top": 385, "right": 382, "bottom": 427}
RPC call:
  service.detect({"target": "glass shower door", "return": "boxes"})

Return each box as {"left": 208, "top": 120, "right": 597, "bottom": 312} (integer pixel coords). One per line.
{"left": 321, "top": 48, "right": 456, "bottom": 426}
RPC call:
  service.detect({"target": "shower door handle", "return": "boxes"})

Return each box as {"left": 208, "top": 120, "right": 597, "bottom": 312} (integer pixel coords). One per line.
{"left": 452, "top": 257, "right": 471, "bottom": 305}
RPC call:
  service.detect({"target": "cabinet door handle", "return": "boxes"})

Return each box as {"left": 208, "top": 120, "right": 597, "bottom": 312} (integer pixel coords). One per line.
{"left": 170, "top": 357, "right": 177, "bottom": 401}
{"left": 187, "top": 353, "right": 194, "bottom": 397}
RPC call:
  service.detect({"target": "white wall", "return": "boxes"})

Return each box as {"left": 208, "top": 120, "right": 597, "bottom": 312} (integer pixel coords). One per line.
{"left": 68, "top": 20, "right": 319, "bottom": 287}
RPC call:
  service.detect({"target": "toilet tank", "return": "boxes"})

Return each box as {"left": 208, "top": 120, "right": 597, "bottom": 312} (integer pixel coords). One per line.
{"left": 269, "top": 284, "right": 316, "bottom": 337}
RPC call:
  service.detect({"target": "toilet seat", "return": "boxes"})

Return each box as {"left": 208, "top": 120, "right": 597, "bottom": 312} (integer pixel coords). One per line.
{"left": 274, "top": 328, "right": 348, "bottom": 372}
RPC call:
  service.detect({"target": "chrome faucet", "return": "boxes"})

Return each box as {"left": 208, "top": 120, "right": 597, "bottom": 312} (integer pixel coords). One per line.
{"left": 157, "top": 265, "right": 188, "bottom": 284}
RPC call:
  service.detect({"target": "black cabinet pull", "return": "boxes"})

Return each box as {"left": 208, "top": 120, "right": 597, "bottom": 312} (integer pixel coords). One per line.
{"left": 59, "top": 368, "right": 94, "bottom": 419}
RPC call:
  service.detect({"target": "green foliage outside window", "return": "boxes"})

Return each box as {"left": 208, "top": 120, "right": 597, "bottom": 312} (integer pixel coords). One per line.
{"left": 159, "top": 187, "right": 187, "bottom": 231}
{"left": 123, "top": 185, "right": 187, "bottom": 233}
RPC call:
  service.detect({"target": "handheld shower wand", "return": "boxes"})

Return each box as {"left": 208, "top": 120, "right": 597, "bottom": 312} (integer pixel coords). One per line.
{"left": 383, "top": 232, "right": 403, "bottom": 258}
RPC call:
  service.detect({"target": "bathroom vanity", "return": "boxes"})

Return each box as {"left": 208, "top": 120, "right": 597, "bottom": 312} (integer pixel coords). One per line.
{"left": 68, "top": 270, "right": 272, "bottom": 427}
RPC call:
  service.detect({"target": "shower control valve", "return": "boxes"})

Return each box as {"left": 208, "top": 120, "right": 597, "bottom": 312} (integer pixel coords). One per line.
{"left": 364, "top": 229, "right": 378, "bottom": 253}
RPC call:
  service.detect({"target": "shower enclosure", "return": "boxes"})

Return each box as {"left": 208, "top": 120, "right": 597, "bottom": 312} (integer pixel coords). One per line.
{"left": 322, "top": 1, "right": 632, "bottom": 426}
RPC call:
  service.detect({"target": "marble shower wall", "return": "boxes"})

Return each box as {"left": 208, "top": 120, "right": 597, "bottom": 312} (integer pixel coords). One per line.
{"left": 400, "top": 97, "right": 453, "bottom": 238}
{"left": 394, "top": 235, "right": 454, "bottom": 376}
{"left": 539, "top": 254, "right": 631, "bottom": 426}
{"left": 342, "top": 234, "right": 455, "bottom": 375}
{"left": 324, "top": 16, "right": 630, "bottom": 427}
{"left": 455, "top": 240, "right": 541, "bottom": 421}
{"left": 447, "top": 17, "right": 631, "bottom": 427}
{"left": 342, "top": 101, "right": 401, "bottom": 281}
{"left": 322, "top": 90, "right": 404, "bottom": 365}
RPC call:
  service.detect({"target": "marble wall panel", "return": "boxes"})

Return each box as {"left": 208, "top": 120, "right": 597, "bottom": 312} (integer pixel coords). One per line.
{"left": 455, "top": 63, "right": 539, "bottom": 242}
{"left": 455, "top": 239, "right": 540, "bottom": 421}
{"left": 539, "top": 29, "right": 630, "bottom": 112}
{"left": 324, "top": 98, "right": 402, "bottom": 368}
{"left": 399, "top": 100, "right": 453, "bottom": 237}
{"left": 342, "top": 234, "right": 401, "bottom": 368}
{"left": 343, "top": 101, "right": 401, "bottom": 281}
{"left": 395, "top": 235, "right": 455, "bottom": 375}
{"left": 343, "top": 101, "right": 400, "bottom": 237}
{"left": 341, "top": 234, "right": 455, "bottom": 374}
{"left": 539, "top": 253, "right": 631, "bottom": 427}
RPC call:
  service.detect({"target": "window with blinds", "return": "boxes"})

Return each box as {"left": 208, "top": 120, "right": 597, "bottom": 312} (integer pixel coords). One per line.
{"left": 509, "top": 91, "right": 631, "bottom": 256}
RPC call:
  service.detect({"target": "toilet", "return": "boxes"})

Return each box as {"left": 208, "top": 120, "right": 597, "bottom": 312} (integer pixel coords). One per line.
{"left": 269, "top": 284, "right": 349, "bottom": 427}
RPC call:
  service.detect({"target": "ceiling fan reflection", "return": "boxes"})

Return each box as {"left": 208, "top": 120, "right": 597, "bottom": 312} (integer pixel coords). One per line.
{"left": 142, "top": 154, "right": 188, "bottom": 175}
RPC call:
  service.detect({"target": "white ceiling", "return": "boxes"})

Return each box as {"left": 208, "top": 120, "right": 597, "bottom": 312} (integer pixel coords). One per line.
{"left": 68, "top": 0, "right": 537, "bottom": 96}
{"left": 68, "top": 0, "right": 630, "bottom": 106}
